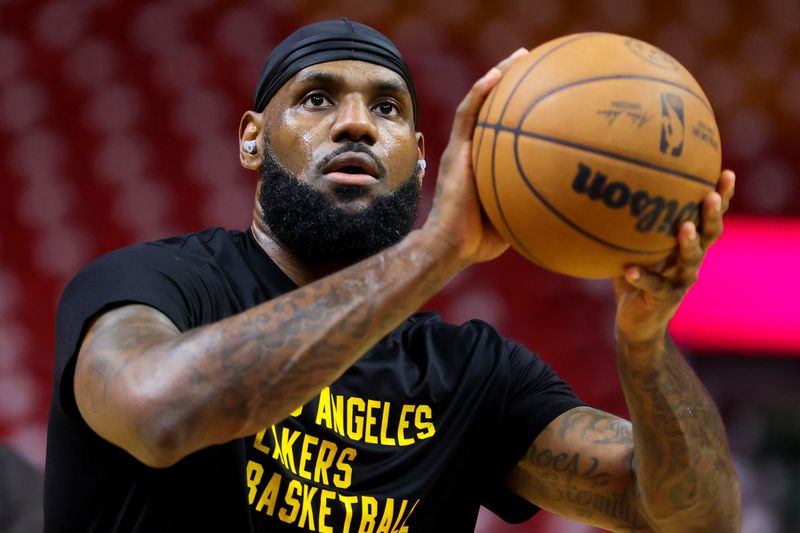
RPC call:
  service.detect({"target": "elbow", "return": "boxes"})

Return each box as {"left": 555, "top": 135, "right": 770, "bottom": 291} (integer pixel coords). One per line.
{"left": 641, "top": 468, "right": 742, "bottom": 532}
{"left": 125, "top": 379, "right": 246, "bottom": 468}
{"left": 132, "top": 449, "right": 181, "bottom": 470}
{"left": 719, "top": 465, "right": 743, "bottom": 532}
{"left": 76, "top": 382, "right": 191, "bottom": 468}
{"left": 118, "top": 374, "right": 252, "bottom": 468}
{"left": 122, "top": 392, "right": 200, "bottom": 469}
{"left": 130, "top": 422, "right": 187, "bottom": 469}
{"left": 700, "top": 459, "right": 742, "bottom": 531}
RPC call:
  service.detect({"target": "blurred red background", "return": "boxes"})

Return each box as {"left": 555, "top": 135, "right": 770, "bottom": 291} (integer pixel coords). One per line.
{"left": 1, "top": 1, "right": 798, "bottom": 531}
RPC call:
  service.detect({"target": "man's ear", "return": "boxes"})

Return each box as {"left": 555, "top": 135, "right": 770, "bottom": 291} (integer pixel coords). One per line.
{"left": 416, "top": 131, "right": 426, "bottom": 183}
{"left": 239, "top": 111, "right": 264, "bottom": 170}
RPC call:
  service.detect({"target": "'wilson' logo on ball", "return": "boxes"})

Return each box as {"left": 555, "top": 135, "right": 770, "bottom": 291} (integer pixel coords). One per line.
{"left": 572, "top": 162, "right": 700, "bottom": 236}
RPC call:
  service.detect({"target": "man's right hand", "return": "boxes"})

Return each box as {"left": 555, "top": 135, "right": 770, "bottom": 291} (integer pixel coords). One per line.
{"left": 422, "top": 47, "right": 528, "bottom": 268}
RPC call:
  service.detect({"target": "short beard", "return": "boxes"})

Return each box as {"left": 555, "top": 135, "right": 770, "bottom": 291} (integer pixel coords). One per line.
{"left": 257, "top": 141, "right": 421, "bottom": 265}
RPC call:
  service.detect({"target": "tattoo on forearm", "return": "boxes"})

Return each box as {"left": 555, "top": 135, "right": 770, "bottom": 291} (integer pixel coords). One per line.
{"left": 189, "top": 273, "right": 384, "bottom": 420}
{"left": 85, "top": 237, "right": 457, "bottom": 452}
{"left": 617, "top": 338, "right": 738, "bottom": 526}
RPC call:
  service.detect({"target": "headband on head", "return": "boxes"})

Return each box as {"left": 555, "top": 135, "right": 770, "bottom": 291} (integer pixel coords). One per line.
{"left": 253, "top": 18, "right": 418, "bottom": 124}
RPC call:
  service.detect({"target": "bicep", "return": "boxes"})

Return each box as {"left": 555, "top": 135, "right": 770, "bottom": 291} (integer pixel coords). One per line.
{"left": 506, "top": 406, "right": 655, "bottom": 532}
{"left": 74, "top": 304, "right": 180, "bottom": 463}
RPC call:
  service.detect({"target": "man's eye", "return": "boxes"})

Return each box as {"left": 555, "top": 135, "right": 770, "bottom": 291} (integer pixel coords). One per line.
{"left": 305, "top": 94, "right": 331, "bottom": 107}
{"left": 374, "top": 102, "right": 399, "bottom": 116}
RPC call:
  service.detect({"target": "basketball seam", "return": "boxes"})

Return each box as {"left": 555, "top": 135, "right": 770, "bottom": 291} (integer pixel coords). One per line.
{"left": 490, "top": 34, "right": 597, "bottom": 261}
{"left": 472, "top": 74, "right": 501, "bottom": 180}
{"left": 519, "top": 74, "right": 713, "bottom": 120}
{"left": 479, "top": 121, "right": 717, "bottom": 188}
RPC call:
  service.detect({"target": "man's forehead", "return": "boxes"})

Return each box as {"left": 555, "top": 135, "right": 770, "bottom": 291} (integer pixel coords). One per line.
{"left": 290, "top": 60, "right": 411, "bottom": 95}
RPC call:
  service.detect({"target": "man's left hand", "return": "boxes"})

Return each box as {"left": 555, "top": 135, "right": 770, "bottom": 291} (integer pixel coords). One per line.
{"left": 613, "top": 169, "right": 736, "bottom": 348}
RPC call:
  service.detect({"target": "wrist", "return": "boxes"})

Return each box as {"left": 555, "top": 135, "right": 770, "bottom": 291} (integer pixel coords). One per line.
{"left": 404, "top": 226, "right": 471, "bottom": 277}
{"left": 615, "top": 327, "right": 669, "bottom": 369}
{"left": 418, "top": 219, "right": 474, "bottom": 270}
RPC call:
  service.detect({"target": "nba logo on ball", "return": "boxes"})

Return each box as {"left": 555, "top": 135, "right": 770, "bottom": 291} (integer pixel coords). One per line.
{"left": 473, "top": 33, "right": 721, "bottom": 279}
{"left": 660, "top": 92, "right": 685, "bottom": 157}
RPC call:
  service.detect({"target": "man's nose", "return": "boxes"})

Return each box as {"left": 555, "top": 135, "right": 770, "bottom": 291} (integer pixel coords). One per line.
{"left": 330, "top": 95, "right": 378, "bottom": 145}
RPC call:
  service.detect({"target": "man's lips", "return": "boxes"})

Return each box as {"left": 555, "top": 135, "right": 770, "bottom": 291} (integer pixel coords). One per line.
{"left": 324, "top": 172, "right": 378, "bottom": 186}
{"left": 321, "top": 152, "right": 382, "bottom": 186}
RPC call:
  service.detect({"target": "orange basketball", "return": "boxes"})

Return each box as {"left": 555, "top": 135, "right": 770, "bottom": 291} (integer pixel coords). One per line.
{"left": 473, "top": 33, "right": 722, "bottom": 278}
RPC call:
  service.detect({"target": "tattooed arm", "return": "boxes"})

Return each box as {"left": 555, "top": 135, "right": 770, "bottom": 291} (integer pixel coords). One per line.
{"left": 72, "top": 51, "right": 527, "bottom": 468}
{"left": 508, "top": 352, "right": 738, "bottom": 532}
{"left": 75, "top": 229, "right": 463, "bottom": 468}
{"left": 614, "top": 335, "right": 739, "bottom": 531}
{"left": 508, "top": 171, "right": 741, "bottom": 531}
{"left": 506, "top": 406, "right": 653, "bottom": 532}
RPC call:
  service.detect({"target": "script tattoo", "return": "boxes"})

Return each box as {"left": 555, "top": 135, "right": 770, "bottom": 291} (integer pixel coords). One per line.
{"left": 521, "top": 408, "right": 651, "bottom": 531}
{"left": 526, "top": 443, "right": 611, "bottom": 488}
{"left": 516, "top": 434, "right": 650, "bottom": 532}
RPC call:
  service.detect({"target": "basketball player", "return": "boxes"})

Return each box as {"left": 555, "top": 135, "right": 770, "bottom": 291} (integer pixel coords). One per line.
{"left": 44, "top": 19, "right": 740, "bottom": 532}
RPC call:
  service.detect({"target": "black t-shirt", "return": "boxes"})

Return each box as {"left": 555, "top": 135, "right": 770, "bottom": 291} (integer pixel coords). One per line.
{"left": 44, "top": 228, "right": 585, "bottom": 532}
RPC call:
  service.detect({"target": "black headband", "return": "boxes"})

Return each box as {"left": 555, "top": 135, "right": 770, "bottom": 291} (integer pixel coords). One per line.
{"left": 253, "top": 18, "right": 418, "bottom": 124}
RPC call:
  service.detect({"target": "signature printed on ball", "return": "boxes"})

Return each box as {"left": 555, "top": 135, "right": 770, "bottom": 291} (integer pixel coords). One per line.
{"left": 596, "top": 100, "right": 652, "bottom": 128}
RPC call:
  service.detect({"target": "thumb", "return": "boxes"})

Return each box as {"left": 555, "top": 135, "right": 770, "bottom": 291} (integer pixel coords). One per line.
{"left": 449, "top": 68, "right": 502, "bottom": 143}
{"left": 449, "top": 47, "right": 528, "bottom": 142}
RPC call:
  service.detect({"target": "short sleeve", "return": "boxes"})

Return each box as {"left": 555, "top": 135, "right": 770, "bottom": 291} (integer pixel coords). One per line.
{"left": 53, "top": 243, "right": 223, "bottom": 419}
{"left": 481, "top": 340, "right": 586, "bottom": 523}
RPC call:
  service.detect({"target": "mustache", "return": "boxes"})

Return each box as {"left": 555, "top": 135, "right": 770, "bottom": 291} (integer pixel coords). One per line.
{"left": 316, "top": 142, "right": 387, "bottom": 177}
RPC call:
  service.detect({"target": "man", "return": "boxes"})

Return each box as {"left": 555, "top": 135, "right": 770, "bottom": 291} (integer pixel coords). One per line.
{"left": 44, "top": 19, "right": 740, "bottom": 532}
